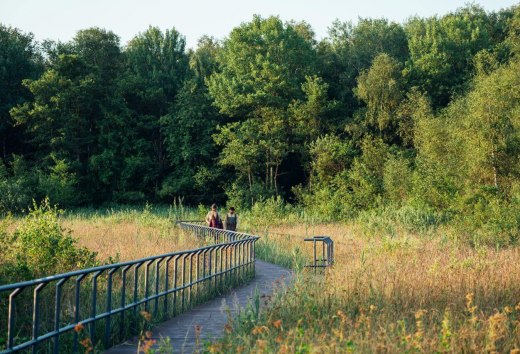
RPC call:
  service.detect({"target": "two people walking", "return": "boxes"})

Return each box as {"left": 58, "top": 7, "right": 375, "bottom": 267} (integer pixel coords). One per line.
{"left": 205, "top": 203, "right": 237, "bottom": 231}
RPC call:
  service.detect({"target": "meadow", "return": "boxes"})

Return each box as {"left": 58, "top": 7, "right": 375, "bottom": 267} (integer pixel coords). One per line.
{"left": 221, "top": 223, "right": 520, "bottom": 353}
{"left": 1, "top": 203, "right": 519, "bottom": 353}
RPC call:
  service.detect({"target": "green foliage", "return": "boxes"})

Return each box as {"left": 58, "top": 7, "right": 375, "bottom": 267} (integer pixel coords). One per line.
{"left": 323, "top": 18, "right": 408, "bottom": 117}
{"left": 348, "top": 137, "right": 389, "bottom": 209}
{"left": 208, "top": 15, "right": 316, "bottom": 117}
{"left": 209, "top": 16, "right": 319, "bottom": 198}
{"left": 357, "top": 204, "right": 447, "bottom": 236}
{"left": 2, "top": 6, "right": 520, "bottom": 247}
{"left": 404, "top": 4, "right": 500, "bottom": 107}
{"left": 383, "top": 155, "right": 413, "bottom": 206}
{"left": 293, "top": 179, "right": 353, "bottom": 221}
{"left": 308, "top": 134, "right": 355, "bottom": 184}
{"left": 0, "top": 24, "right": 42, "bottom": 160}
{"left": 0, "top": 199, "right": 98, "bottom": 283}
{"left": 455, "top": 187, "right": 520, "bottom": 247}
{"left": 355, "top": 53, "right": 403, "bottom": 136}
{"left": 0, "top": 156, "right": 38, "bottom": 214}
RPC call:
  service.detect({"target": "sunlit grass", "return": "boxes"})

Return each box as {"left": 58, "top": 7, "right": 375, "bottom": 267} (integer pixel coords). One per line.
{"left": 2, "top": 204, "right": 519, "bottom": 352}
{"left": 214, "top": 223, "right": 520, "bottom": 353}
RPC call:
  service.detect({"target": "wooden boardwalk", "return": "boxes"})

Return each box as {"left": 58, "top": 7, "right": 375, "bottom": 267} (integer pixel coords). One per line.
{"left": 105, "top": 260, "right": 292, "bottom": 353}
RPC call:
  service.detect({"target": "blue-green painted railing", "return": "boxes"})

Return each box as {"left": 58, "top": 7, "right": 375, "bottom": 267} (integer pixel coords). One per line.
{"left": 0, "top": 222, "right": 258, "bottom": 353}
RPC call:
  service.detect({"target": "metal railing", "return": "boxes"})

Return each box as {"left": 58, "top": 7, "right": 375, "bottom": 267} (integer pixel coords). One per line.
{"left": 0, "top": 222, "right": 258, "bottom": 353}
{"left": 304, "top": 236, "right": 334, "bottom": 271}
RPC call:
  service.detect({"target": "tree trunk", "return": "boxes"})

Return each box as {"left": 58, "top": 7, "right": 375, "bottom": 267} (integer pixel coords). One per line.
{"left": 248, "top": 164, "right": 254, "bottom": 207}
{"left": 491, "top": 145, "right": 498, "bottom": 189}
{"left": 274, "top": 163, "right": 279, "bottom": 195}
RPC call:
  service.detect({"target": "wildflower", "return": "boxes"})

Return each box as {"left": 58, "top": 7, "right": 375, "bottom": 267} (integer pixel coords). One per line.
{"left": 273, "top": 319, "right": 283, "bottom": 329}
{"left": 251, "top": 325, "right": 269, "bottom": 335}
{"left": 80, "top": 338, "right": 92, "bottom": 348}
{"left": 140, "top": 338, "right": 157, "bottom": 353}
{"left": 256, "top": 339, "right": 267, "bottom": 350}
{"left": 207, "top": 343, "right": 223, "bottom": 353}
{"left": 336, "top": 310, "right": 347, "bottom": 323}
{"left": 194, "top": 324, "right": 202, "bottom": 336}
{"left": 466, "top": 293, "right": 477, "bottom": 314}
{"left": 224, "top": 323, "right": 233, "bottom": 333}
{"left": 140, "top": 310, "right": 152, "bottom": 322}
{"left": 278, "top": 344, "right": 290, "bottom": 354}
{"left": 74, "top": 323, "right": 85, "bottom": 333}
{"left": 145, "top": 331, "right": 153, "bottom": 339}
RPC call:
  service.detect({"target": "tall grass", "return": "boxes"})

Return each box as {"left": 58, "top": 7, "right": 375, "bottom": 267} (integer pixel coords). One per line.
{"left": 2, "top": 201, "right": 519, "bottom": 352}
{"left": 0, "top": 204, "right": 254, "bottom": 352}
{"left": 213, "top": 223, "right": 520, "bottom": 353}
{"left": 61, "top": 204, "right": 203, "bottom": 262}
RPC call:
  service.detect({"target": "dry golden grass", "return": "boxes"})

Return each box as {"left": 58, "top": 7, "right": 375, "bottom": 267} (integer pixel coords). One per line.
{"left": 63, "top": 218, "right": 204, "bottom": 261}
{"left": 269, "top": 222, "right": 520, "bottom": 311}
{"left": 220, "top": 223, "right": 520, "bottom": 353}
{"left": 62, "top": 219, "right": 200, "bottom": 262}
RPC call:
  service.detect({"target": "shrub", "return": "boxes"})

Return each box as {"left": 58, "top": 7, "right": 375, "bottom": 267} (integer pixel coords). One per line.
{"left": 357, "top": 204, "right": 447, "bottom": 237}
{"left": 455, "top": 188, "right": 520, "bottom": 247}
{"left": 0, "top": 156, "right": 38, "bottom": 214}
{"left": 0, "top": 199, "right": 98, "bottom": 284}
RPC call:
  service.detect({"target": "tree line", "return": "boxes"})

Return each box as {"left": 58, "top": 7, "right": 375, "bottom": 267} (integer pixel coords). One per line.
{"left": 2, "top": 4, "right": 520, "bottom": 244}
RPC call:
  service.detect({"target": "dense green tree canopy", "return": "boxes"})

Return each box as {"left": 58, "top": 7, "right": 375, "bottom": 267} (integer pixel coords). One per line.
{"left": 0, "top": 25, "right": 41, "bottom": 159}
{"left": 2, "top": 5, "right": 520, "bottom": 245}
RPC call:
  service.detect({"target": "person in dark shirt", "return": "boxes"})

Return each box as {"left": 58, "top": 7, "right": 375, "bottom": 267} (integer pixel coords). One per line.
{"left": 224, "top": 207, "right": 238, "bottom": 231}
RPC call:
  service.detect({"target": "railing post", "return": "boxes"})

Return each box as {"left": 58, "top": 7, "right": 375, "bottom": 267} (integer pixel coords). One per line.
{"left": 32, "top": 283, "right": 47, "bottom": 354}
{"left": 91, "top": 270, "right": 102, "bottom": 347}
{"left": 120, "top": 265, "right": 131, "bottom": 341}
{"left": 54, "top": 278, "right": 68, "bottom": 354}
{"left": 164, "top": 256, "right": 173, "bottom": 319}
{"left": 0, "top": 221, "right": 259, "bottom": 353}
{"left": 154, "top": 259, "right": 162, "bottom": 318}
{"left": 105, "top": 267, "right": 118, "bottom": 348}
{"left": 73, "top": 274, "right": 86, "bottom": 353}
{"left": 7, "top": 288, "right": 22, "bottom": 351}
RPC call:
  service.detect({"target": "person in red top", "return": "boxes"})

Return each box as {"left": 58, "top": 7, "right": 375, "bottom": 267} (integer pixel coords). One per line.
{"left": 205, "top": 203, "right": 223, "bottom": 229}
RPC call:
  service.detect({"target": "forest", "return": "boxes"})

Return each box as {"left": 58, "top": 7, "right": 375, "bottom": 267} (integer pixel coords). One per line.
{"left": 2, "top": 4, "right": 520, "bottom": 246}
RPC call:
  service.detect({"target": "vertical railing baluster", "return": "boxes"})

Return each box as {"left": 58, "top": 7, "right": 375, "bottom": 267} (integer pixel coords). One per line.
{"left": 313, "top": 239, "right": 317, "bottom": 274}
{"left": 181, "top": 255, "right": 187, "bottom": 312}
{"left": 73, "top": 274, "right": 86, "bottom": 353}
{"left": 105, "top": 268, "right": 118, "bottom": 348}
{"left": 235, "top": 242, "right": 239, "bottom": 284}
{"left": 173, "top": 256, "right": 179, "bottom": 315}
{"left": 154, "top": 259, "right": 162, "bottom": 318}
{"left": 188, "top": 254, "right": 193, "bottom": 309}
{"left": 322, "top": 241, "right": 325, "bottom": 267}
{"left": 7, "top": 288, "right": 22, "bottom": 350}
{"left": 133, "top": 263, "right": 142, "bottom": 329}
{"left": 144, "top": 261, "right": 151, "bottom": 312}
{"left": 32, "top": 283, "right": 47, "bottom": 354}
{"left": 202, "top": 250, "right": 207, "bottom": 300}
{"left": 120, "top": 265, "right": 130, "bottom": 342}
{"left": 252, "top": 240, "right": 256, "bottom": 274}
{"left": 54, "top": 278, "right": 68, "bottom": 354}
{"left": 91, "top": 271, "right": 102, "bottom": 347}
{"left": 164, "top": 256, "right": 172, "bottom": 318}
{"left": 209, "top": 248, "right": 213, "bottom": 293}
{"left": 195, "top": 251, "right": 200, "bottom": 303}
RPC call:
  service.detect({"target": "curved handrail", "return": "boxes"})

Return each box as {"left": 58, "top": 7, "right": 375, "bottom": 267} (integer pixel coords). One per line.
{"left": 0, "top": 222, "right": 258, "bottom": 353}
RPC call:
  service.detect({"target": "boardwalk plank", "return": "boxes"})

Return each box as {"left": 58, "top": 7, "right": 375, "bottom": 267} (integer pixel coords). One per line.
{"left": 104, "top": 260, "right": 292, "bottom": 353}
